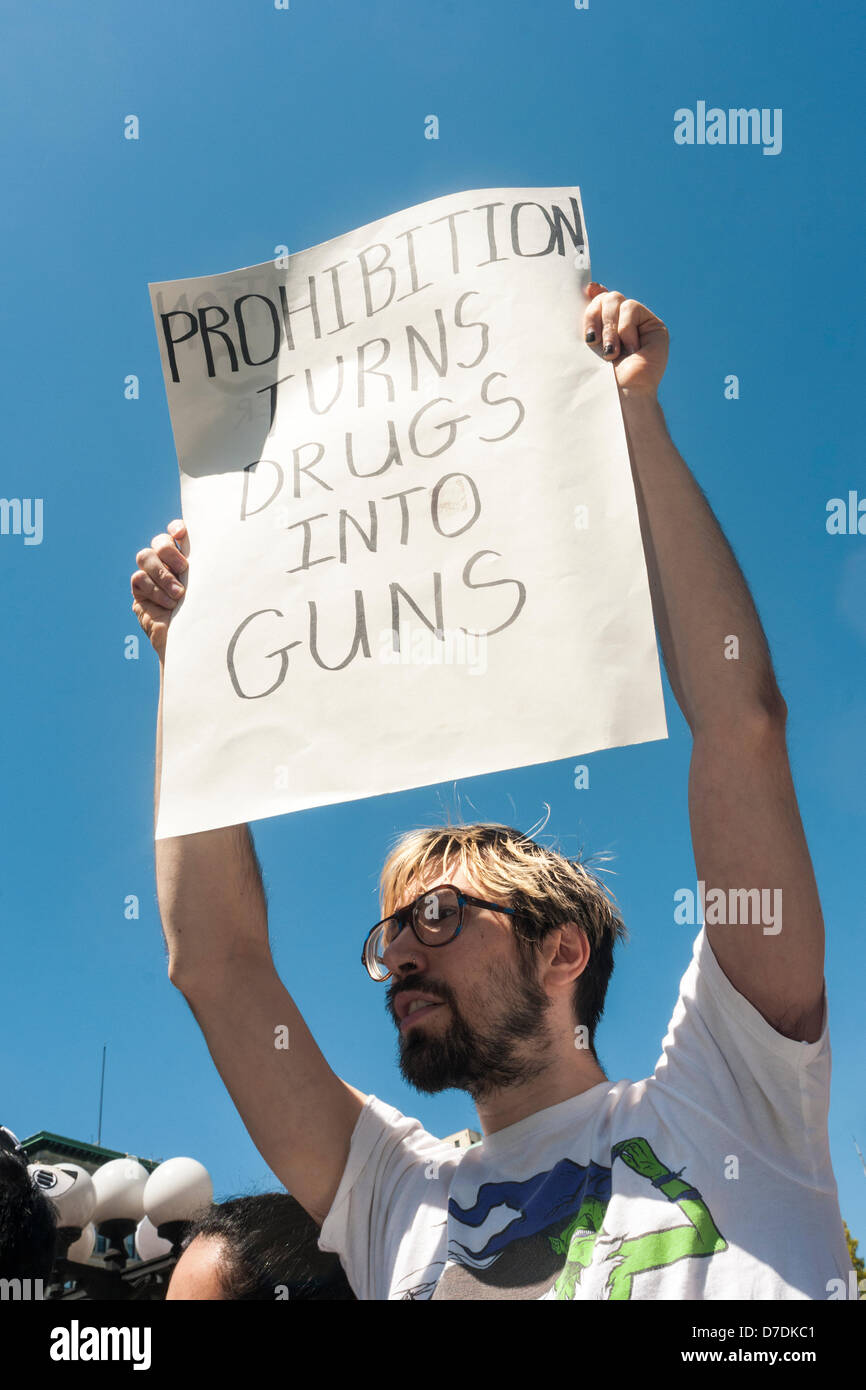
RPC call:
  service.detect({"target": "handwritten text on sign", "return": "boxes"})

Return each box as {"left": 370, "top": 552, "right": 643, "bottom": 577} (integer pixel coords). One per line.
{"left": 150, "top": 189, "right": 666, "bottom": 837}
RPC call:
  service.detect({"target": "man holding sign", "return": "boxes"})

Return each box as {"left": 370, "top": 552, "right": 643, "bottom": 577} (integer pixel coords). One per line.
{"left": 132, "top": 281, "right": 848, "bottom": 1300}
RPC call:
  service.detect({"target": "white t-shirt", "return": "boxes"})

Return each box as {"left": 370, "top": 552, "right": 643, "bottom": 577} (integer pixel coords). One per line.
{"left": 318, "top": 927, "right": 849, "bottom": 1300}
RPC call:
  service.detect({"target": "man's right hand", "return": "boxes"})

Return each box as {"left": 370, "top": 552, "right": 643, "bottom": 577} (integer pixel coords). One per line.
{"left": 131, "top": 518, "right": 189, "bottom": 661}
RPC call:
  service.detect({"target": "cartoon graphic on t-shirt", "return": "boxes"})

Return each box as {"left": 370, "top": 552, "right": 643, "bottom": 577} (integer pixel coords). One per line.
{"left": 401, "top": 1136, "right": 726, "bottom": 1300}
{"left": 550, "top": 1138, "right": 727, "bottom": 1300}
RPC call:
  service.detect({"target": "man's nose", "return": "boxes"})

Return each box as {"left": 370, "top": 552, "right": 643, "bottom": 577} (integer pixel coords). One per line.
{"left": 382, "top": 921, "right": 428, "bottom": 976}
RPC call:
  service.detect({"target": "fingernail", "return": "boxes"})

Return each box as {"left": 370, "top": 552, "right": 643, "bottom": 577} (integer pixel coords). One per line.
{"left": 603, "top": 343, "right": 616, "bottom": 356}
{"left": 170, "top": 582, "right": 185, "bottom": 597}
{"left": 585, "top": 330, "right": 596, "bottom": 343}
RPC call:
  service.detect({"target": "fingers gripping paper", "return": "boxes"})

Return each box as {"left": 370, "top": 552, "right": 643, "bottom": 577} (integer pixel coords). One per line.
{"left": 149, "top": 188, "right": 667, "bottom": 839}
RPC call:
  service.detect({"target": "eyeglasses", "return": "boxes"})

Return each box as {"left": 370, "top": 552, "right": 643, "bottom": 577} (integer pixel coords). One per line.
{"left": 361, "top": 883, "right": 517, "bottom": 982}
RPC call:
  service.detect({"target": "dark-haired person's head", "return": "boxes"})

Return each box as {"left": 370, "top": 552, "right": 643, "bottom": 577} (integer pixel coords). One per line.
{"left": 0, "top": 1147, "right": 58, "bottom": 1280}
{"left": 166, "top": 1193, "right": 355, "bottom": 1300}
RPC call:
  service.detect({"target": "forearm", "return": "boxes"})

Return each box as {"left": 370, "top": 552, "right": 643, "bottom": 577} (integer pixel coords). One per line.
{"left": 620, "top": 389, "right": 784, "bottom": 734}
{"left": 154, "top": 665, "right": 271, "bottom": 983}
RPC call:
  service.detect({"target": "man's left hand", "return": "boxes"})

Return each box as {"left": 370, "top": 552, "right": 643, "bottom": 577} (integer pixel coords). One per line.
{"left": 582, "top": 282, "right": 669, "bottom": 396}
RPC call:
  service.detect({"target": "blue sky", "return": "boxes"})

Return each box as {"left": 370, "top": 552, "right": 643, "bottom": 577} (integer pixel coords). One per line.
{"left": 3, "top": 0, "right": 865, "bottom": 1255}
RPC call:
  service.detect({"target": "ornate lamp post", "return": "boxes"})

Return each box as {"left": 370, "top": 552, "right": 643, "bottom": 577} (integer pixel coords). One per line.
{"left": 91, "top": 1158, "right": 150, "bottom": 1271}
{"left": 23, "top": 1147, "right": 213, "bottom": 1298}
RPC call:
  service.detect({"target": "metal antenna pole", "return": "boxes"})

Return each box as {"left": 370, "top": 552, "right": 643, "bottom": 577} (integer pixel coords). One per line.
{"left": 97, "top": 1045, "right": 107, "bottom": 1147}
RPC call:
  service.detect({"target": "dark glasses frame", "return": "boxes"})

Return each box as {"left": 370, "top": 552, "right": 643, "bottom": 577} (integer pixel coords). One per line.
{"left": 0, "top": 1126, "right": 24, "bottom": 1158}
{"left": 361, "top": 883, "right": 517, "bottom": 981}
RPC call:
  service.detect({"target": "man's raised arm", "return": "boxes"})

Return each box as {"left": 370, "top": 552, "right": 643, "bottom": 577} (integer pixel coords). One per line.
{"left": 583, "top": 284, "right": 824, "bottom": 1043}
{"left": 133, "top": 520, "right": 366, "bottom": 1225}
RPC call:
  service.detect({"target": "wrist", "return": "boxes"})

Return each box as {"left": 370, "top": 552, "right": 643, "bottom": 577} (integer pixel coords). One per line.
{"left": 618, "top": 388, "right": 667, "bottom": 442}
{"left": 619, "top": 385, "right": 662, "bottom": 410}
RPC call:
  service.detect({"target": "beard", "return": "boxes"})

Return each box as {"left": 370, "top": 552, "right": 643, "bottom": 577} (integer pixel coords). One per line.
{"left": 387, "top": 954, "right": 554, "bottom": 1104}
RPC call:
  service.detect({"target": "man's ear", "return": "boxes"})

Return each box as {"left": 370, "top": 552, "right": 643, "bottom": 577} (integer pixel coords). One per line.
{"left": 541, "top": 920, "right": 591, "bottom": 988}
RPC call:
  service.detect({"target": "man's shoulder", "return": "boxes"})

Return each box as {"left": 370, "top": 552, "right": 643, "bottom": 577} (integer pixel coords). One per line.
{"left": 661, "top": 925, "right": 830, "bottom": 1061}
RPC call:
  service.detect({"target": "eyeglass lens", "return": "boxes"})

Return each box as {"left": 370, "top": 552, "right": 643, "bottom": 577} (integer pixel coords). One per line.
{"left": 368, "top": 887, "right": 461, "bottom": 978}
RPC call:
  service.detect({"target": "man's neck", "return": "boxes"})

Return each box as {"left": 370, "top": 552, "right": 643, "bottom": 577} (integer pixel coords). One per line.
{"left": 474, "top": 1053, "right": 609, "bottom": 1137}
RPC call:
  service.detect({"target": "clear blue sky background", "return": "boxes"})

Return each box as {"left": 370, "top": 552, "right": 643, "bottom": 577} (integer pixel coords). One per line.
{"left": 3, "top": 0, "right": 864, "bottom": 1252}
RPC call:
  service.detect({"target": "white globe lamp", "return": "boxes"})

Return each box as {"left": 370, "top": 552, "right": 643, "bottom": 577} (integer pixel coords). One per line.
{"left": 135, "top": 1216, "right": 173, "bottom": 1262}
{"left": 28, "top": 1162, "right": 97, "bottom": 1255}
{"left": 144, "top": 1157, "right": 213, "bottom": 1255}
{"left": 91, "top": 1158, "right": 149, "bottom": 1269}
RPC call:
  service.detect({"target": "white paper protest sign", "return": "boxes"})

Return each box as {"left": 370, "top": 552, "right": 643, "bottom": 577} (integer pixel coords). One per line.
{"left": 149, "top": 187, "right": 667, "bottom": 838}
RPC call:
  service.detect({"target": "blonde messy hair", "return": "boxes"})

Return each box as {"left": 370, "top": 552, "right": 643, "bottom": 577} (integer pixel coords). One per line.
{"left": 379, "top": 822, "right": 627, "bottom": 1057}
